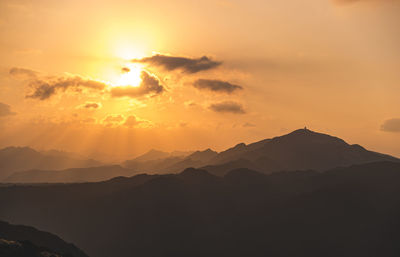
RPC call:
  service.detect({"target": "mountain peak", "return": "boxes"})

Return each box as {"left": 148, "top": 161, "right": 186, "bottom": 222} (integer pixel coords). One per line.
{"left": 186, "top": 148, "right": 218, "bottom": 162}
{"left": 274, "top": 128, "right": 348, "bottom": 146}
{"left": 288, "top": 127, "right": 319, "bottom": 136}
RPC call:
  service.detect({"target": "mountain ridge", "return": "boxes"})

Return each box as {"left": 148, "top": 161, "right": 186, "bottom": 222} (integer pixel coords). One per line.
{"left": 2, "top": 161, "right": 400, "bottom": 257}
{"left": 3, "top": 128, "right": 399, "bottom": 183}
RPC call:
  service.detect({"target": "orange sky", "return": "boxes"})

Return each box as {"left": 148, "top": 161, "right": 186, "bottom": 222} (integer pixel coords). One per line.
{"left": 0, "top": 0, "right": 399, "bottom": 161}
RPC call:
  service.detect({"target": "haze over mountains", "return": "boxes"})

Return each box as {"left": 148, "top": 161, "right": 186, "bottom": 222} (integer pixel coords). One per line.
{"left": 0, "top": 147, "right": 101, "bottom": 181}
{"left": 2, "top": 128, "right": 398, "bottom": 183}
{"left": 4, "top": 165, "right": 137, "bottom": 184}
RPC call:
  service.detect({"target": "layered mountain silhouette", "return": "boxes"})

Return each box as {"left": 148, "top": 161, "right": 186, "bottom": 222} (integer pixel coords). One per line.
{"left": 0, "top": 147, "right": 101, "bottom": 181}
{"left": 4, "top": 128, "right": 399, "bottom": 183}
{"left": 2, "top": 161, "right": 400, "bottom": 257}
{"left": 121, "top": 149, "right": 193, "bottom": 173}
{"left": 0, "top": 220, "right": 87, "bottom": 257}
{"left": 124, "top": 128, "right": 398, "bottom": 176}
{"left": 201, "top": 128, "right": 399, "bottom": 175}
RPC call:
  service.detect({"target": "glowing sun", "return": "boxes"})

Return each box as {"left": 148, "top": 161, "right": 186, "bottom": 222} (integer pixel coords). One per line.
{"left": 117, "top": 64, "right": 143, "bottom": 87}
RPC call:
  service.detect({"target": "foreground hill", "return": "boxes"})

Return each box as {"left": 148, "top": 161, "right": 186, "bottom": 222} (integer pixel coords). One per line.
{"left": 0, "top": 238, "right": 63, "bottom": 257}
{"left": 0, "top": 220, "right": 88, "bottom": 257}
{"left": 4, "top": 165, "right": 137, "bottom": 183}
{"left": 1, "top": 161, "right": 400, "bottom": 257}
{"left": 0, "top": 147, "right": 101, "bottom": 181}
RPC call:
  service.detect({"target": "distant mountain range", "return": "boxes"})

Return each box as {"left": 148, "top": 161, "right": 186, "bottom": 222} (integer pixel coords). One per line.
{"left": 0, "top": 220, "right": 87, "bottom": 257}
{"left": 1, "top": 161, "right": 400, "bottom": 257}
{"left": 4, "top": 165, "right": 136, "bottom": 183}
{"left": 123, "top": 128, "right": 399, "bottom": 176}
{"left": 2, "top": 128, "right": 399, "bottom": 183}
{"left": 0, "top": 147, "right": 101, "bottom": 181}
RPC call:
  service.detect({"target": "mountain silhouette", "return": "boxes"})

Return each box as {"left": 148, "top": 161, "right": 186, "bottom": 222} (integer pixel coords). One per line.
{"left": 5, "top": 128, "right": 399, "bottom": 183}
{"left": 160, "top": 148, "right": 219, "bottom": 173}
{"left": 130, "top": 149, "right": 171, "bottom": 162}
{"left": 122, "top": 128, "right": 399, "bottom": 177}
{"left": 122, "top": 149, "right": 193, "bottom": 173}
{"left": 2, "top": 161, "right": 400, "bottom": 257}
{"left": 0, "top": 220, "right": 88, "bottom": 257}
{"left": 0, "top": 147, "right": 101, "bottom": 181}
{"left": 202, "top": 128, "right": 399, "bottom": 175}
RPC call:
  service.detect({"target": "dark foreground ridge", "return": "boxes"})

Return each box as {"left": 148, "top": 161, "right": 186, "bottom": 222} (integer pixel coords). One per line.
{"left": 0, "top": 220, "right": 88, "bottom": 257}
{"left": 1, "top": 161, "right": 400, "bottom": 257}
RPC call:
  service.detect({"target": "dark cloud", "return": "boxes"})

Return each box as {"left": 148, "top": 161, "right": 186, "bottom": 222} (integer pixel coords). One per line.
{"left": 111, "top": 71, "right": 164, "bottom": 98}
{"left": 193, "top": 79, "right": 243, "bottom": 94}
{"left": 27, "top": 76, "right": 107, "bottom": 100}
{"left": 9, "top": 67, "right": 38, "bottom": 79}
{"left": 121, "top": 67, "right": 130, "bottom": 73}
{"left": 381, "top": 118, "right": 400, "bottom": 133}
{"left": 79, "top": 102, "right": 102, "bottom": 109}
{"left": 209, "top": 101, "right": 245, "bottom": 114}
{"left": 133, "top": 54, "right": 221, "bottom": 73}
{"left": 0, "top": 102, "right": 16, "bottom": 117}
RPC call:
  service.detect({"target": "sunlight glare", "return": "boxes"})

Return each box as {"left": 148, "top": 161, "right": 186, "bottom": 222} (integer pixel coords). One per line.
{"left": 117, "top": 64, "right": 142, "bottom": 87}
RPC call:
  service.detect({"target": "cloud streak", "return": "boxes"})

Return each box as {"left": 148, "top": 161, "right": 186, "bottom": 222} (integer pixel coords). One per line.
{"left": 133, "top": 54, "right": 221, "bottom": 73}
{"left": 110, "top": 71, "right": 164, "bottom": 98}
{"left": 209, "top": 101, "right": 245, "bottom": 114}
{"left": 193, "top": 79, "right": 243, "bottom": 94}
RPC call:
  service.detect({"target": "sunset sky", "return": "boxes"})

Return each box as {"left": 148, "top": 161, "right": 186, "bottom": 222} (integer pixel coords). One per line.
{"left": 0, "top": 0, "right": 399, "bottom": 161}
